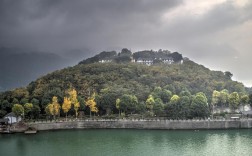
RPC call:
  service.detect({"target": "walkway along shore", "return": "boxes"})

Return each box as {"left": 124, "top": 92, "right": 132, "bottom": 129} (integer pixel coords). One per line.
{"left": 28, "top": 119, "right": 252, "bottom": 131}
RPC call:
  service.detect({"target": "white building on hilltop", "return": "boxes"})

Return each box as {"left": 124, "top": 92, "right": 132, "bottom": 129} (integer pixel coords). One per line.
{"left": 162, "top": 57, "right": 174, "bottom": 64}
{"left": 99, "top": 59, "right": 112, "bottom": 63}
{"left": 136, "top": 58, "right": 153, "bottom": 66}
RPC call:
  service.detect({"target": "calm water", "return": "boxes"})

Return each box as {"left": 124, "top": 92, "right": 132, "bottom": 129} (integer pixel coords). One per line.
{"left": 1, "top": 129, "right": 252, "bottom": 156}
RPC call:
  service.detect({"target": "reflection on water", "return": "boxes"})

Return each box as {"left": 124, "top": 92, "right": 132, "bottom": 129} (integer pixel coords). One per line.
{"left": 0, "top": 129, "right": 252, "bottom": 156}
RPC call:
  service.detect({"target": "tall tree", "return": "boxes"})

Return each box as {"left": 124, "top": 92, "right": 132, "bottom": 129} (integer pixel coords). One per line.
{"left": 45, "top": 96, "right": 61, "bottom": 120}
{"left": 116, "top": 98, "right": 121, "bottom": 117}
{"left": 240, "top": 95, "right": 249, "bottom": 111}
{"left": 224, "top": 71, "right": 233, "bottom": 79}
{"left": 191, "top": 92, "right": 209, "bottom": 118}
{"left": 180, "top": 96, "right": 191, "bottom": 119}
{"left": 249, "top": 94, "right": 252, "bottom": 107}
{"left": 160, "top": 89, "right": 172, "bottom": 103}
{"left": 211, "top": 90, "right": 220, "bottom": 117}
{"left": 12, "top": 98, "right": 19, "bottom": 105}
{"left": 31, "top": 98, "right": 40, "bottom": 105}
{"left": 120, "top": 94, "right": 138, "bottom": 114}
{"left": 24, "top": 103, "right": 33, "bottom": 119}
{"left": 62, "top": 97, "right": 72, "bottom": 120}
{"left": 211, "top": 90, "right": 220, "bottom": 107}
{"left": 153, "top": 98, "right": 164, "bottom": 116}
{"left": 31, "top": 105, "right": 40, "bottom": 119}
{"left": 146, "top": 95, "right": 155, "bottom": 112}
{"left": 99, "top": 88, "right": 117, "bottom": 115}
{"left": 12, "top": 104, "right": 24, "bottom": 118}
{"left": 170, "top": 95, "right": 180, "bottom": 105}
{"left": 85, "top": 93, "right": 98, "bottom": 118}
{"left": 228, "top": 92, "right": 240, "bottom": 112}
{"left": 69, "top": 89, "right": 80, "bottom": 118}
{"left": 168, "top": 95, "right": 181, "bottom": 119}
{"left": 220, "top": 89, "right": 229, "bottom": 107}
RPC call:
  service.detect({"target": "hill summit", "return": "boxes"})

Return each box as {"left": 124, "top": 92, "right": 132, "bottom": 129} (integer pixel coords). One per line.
{"left": 79, "top": 48, "right": 183, "bottom": 65}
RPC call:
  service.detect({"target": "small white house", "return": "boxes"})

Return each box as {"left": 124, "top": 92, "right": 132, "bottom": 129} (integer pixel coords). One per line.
{"left": 4, "top": 112, "right": 22, "bottom": 124}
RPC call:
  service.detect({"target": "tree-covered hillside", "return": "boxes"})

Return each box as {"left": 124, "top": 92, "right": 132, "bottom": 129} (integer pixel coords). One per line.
{"left": 0, "top": 49, "right": 249, "bottom": 119}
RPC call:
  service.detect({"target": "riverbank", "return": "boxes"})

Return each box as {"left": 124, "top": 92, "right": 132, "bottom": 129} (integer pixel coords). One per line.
{"left": 28, "top": 119, "right": 252, "bottom": 131}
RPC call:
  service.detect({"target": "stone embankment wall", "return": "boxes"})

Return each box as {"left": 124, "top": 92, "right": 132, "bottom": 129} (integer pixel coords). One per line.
{"left": 29, "top": 119, "right": 252, "bottom": 131}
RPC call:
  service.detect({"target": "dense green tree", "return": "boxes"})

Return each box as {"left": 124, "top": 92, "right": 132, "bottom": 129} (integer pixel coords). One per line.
{"left": 224, "top": 71, "right": 233, "bottom": 79}
{"left": 146, "top": 95, "right": 155, "bottom": 112}
{"left": 220, "top": 89, "right": 229, "bottom": 107}
{"left": 12, "top": 98, "right": 19, "bottom": 105}
{"left": 211, "top": 90, "right": 220, "bottom": 107}
{"left": 24, "top": 103, "right": 34, "bottom": 119}
{"left": 191, "top": 92, "right": 209, "bottom": 118}
{"left": 31, "top": 98, "right": 40, "bottom": 105}
{"left": 11, "top": 88, "right": 29, "bottom": 100}
{"left": 31, "top": 104, "right": 41, "bottom": 119}
{"left": 12, "top": 104, "right": 24, "bottom": 118}
{"left": 120, "top": 94, "right": 138, "bottom": 114}
{"left": 164, "top": 85, "right": 176, "bottom": 95}
{"left": 0, "top": 110, "right": 7, "bottom": 118}
{"left": 160, "top": 89, "right": 172, "bottom": 103}
{"left": 20, "top": 98, "right": 29, "bottom": 105}
{"left": 2, "top": 100, "right": 12, "bottom": 113}
{"left": 179, "top": 90, "right": 191, "bottom": 97}
{"left": 41, "top": 88, "right": 64, "bottom": 109}
{"left": 228, "top": 92, "right": 240, "bottom": 112}
{"left": 170, "top": 95, "right": 180, "bottom": 105}
{"left": 180, "top": 96, "right": 191, "bottom": 119}
{"left": 120, "top": 48, "right": 132, "bottom": 56}
{"left": 166, "top": 95, "right": 181, "bottom": 119}
{"left": 98, "top": 88, "right": 117, "bottom": 115}
{"left": 249, "top": 94, "right": 252, "bottom": 107}
{"left": 153, "top": 98, "right": 164, "bottom": 116}
{"left": 240, "top": 95, "right": 249, "bottom": 111}
{"left": 152, "top": 87, "right": 162, "bottom": 99}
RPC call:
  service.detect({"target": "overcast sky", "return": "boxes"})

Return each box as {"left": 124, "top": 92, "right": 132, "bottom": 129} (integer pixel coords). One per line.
{"left": 0, "top": 0, "right": 252, "bottom": 86}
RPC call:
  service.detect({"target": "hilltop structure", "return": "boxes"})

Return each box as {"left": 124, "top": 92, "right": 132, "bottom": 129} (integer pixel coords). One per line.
{"left": 79, "top": 48, "right": 184, "bottom": 66}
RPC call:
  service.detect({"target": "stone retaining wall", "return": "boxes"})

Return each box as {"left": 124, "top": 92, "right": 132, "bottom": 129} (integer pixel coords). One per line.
{"left": 28, "top": 119, "right": 252, "bottom": 131}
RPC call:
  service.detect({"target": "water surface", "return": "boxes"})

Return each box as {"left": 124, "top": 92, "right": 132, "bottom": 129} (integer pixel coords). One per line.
{"left": 1, "top": 129, "right": 252, "bottom": 156}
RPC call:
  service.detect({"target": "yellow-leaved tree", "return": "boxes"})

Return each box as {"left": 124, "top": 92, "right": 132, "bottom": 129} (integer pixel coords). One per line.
{"left": 45, "top": 96, "right": 61, "bottom": 120}
{"left": 62, "top": 97, "right": 72, "bottom": 120}
{"left": 85, "top": 93, "right": 98, "bottom": 118}
{"left": 69, "top": 89, "right": 80, "bottom": 119}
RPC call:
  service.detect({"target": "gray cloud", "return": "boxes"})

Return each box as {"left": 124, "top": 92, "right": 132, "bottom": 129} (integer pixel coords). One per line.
{"left": 0, "top": 0, "right": 182, "bottom": 51}
{"left": 0, "top": 0, "right": 252, "bottom": 86}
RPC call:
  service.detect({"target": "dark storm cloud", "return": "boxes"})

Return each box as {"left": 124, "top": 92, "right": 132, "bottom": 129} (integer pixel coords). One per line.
{"left": 0, "top": 0, "right": 183, "bottom": 52}
{"left": 0, "top": 0, "right": 252, "bottom": 86}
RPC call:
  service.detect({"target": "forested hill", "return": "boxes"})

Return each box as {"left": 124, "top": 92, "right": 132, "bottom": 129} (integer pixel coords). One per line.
{"left": 0, "top": 49, "right": 247, "bottom": 118}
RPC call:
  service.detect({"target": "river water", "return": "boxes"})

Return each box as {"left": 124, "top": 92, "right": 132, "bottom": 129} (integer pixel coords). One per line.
{"left": 0, "top": 129, "right": 252, "bottom": 156}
